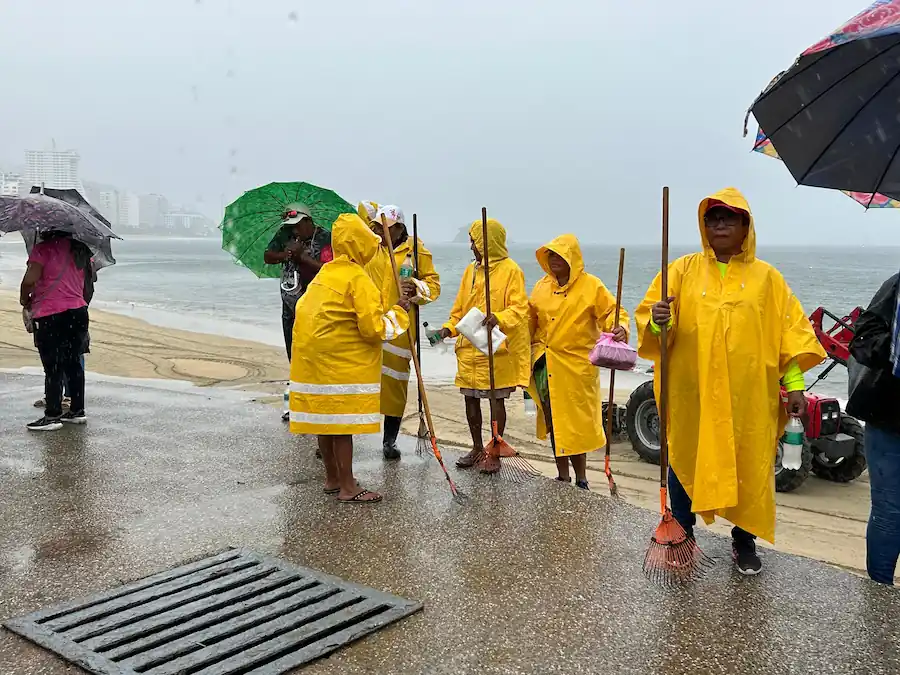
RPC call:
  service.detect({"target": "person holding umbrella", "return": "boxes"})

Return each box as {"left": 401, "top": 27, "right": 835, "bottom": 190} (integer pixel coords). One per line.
{"left": 264, "top": 204, "right": 333, "bottom": 362}
{"left": 20, "top": 229, "right": 93, "bottom": 430}
{"left": 289, "top": 213, "right": 411, "bottom": 503}
{"left": 364, "top": 205, "right": 441, "bottom": 460}
{"left": 634, "top": 187, "right": 825, "bottom": 575}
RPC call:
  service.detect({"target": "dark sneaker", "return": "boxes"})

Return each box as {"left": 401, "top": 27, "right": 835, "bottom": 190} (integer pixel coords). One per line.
{"left": 383, "top": 443, "right": 401, "bottom": 461}
{"left": 282, "top": 411, "right": 289, "bottom": 422}
{"left": 60, "top": 411, "right": 87, "bottom": 425}
{"left": 732, "top": 538, "right": 762, "bottom": 576}
{"left": 575, "top": 480, "right": 590, "bottom": 490}
{"left": 27, "top": 416, "right": 63, "bottom": 431}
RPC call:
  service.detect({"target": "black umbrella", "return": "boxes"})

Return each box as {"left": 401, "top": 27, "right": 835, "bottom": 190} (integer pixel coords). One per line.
{"left": 25, "top": 187, "right": 117, "bottom": 270}
{"left": 748, "top": 3, "right": 900, "bottom": 203}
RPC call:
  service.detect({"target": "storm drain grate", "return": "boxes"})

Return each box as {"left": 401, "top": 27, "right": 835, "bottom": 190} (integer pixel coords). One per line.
{"left": 3, "top": 548, "right": 422, "bottom": 674}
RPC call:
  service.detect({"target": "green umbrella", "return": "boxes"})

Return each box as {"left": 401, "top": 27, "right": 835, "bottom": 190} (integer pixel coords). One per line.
{"left": 220, "top": 181, "right": 354, "bottom": 279}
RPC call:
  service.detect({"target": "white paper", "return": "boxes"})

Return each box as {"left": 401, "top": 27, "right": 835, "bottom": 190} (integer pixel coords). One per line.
{"left": 454, "top": 307, "right": 506, "bottom": 356}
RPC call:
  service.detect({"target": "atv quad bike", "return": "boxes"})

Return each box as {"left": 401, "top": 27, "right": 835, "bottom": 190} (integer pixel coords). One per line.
{"left": 625, "top": 307, "right": 867, "bottom": 493}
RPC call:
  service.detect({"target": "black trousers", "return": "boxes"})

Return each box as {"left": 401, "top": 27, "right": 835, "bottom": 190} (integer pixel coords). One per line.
{"left": 281, "top": 300, "right": 295, "bottom": 361}
{"left": 34, "top": 307, "right": 89, "bottom": 418}
{"left": 668, "top": 467, "right": 756, "bottom": 543}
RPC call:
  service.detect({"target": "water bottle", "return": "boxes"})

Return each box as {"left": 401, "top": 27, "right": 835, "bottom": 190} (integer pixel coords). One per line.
{"left": 781, "top": 417, "right": 804, "bottom": 470}
{"left": 400, "top": 254, "right": 414, "bottom": 280}
{"left": 523, "top": 391, "right": 537, "bottom": 417}
{"left": 422, "top": 322, "right": 450, "bottom": 353}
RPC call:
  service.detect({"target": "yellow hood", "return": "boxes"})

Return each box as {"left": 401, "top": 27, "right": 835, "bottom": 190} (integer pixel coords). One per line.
{"left": 697, "top": 187, "right": 756, "bottom": 263}
{"left": 536, "top": 234, "right": 585, "bottom": 286}
{"left": 357, "top": 201, "right": 380, "bottom": 225}
{"left": 469, "top": 218, "right": 509, "bottom": 264}
{"left": 332, "top": 213, "right": 381, "bottom": 266}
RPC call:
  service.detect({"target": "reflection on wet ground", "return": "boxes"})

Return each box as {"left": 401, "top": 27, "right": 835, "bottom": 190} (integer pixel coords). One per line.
{"left": 0, "top": 371, "right": 898, "bottom": 674}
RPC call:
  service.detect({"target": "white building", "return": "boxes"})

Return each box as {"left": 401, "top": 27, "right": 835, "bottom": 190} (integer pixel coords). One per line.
{"left": 24, "top": 149, "right": 85, "bottom": 194}
{"left": 97, "top": 191, "right": 119, "bottom": 228}
{"left": 118, "top": 191, "right": 140, "bottom": 230}
{"left": 139, "top": 193, "right": 169, "bottom": 229}
{"left": 0, "top": 171, "right": 22, "bottom": 196}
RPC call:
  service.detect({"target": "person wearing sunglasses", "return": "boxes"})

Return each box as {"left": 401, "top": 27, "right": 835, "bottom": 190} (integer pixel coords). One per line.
{"left": 634, "top": 187, "right": 825, "bottom": 576}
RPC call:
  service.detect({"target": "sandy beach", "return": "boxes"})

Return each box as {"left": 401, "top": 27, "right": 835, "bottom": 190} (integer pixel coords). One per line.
{"left": 0, "top": 289, "right": 886, "bottom": 580}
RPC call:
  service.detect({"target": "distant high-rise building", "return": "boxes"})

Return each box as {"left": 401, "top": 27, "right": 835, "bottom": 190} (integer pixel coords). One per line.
{"left": 118, "top": 191, "right": 140, "bottom": 230}
{"left": 0, "top": 171, "right": 22, "bottom": 196}
{"left": 97, "top": 191, "right": 119, "bottom": 228}
{"left": 24, "top": 149, "right": 85, "bottom": 194}
{"left": 139, "top": 193, "right": 169, "bottom": 229}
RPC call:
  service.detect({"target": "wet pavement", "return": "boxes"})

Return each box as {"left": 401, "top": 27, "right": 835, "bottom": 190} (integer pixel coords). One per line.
{"left": 1, "top": 371, "right": 899, "bottom": 675}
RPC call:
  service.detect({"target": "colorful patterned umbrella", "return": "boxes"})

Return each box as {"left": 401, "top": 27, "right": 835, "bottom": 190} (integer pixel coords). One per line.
{"left": 752, "top": 127, "right": 900, "bottom": 209}
{"left": 747, "top": 1, "right": 900, "bottom": 202}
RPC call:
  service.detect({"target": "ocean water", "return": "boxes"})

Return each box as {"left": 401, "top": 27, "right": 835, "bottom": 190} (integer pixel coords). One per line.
{"left": 1, "top": 235, "right": 897, "bottom": 400}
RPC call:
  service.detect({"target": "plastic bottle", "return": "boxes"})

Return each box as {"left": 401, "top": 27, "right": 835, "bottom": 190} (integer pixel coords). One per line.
{"left": 523, "top": 391, "right": 537, "bottom": 417}
{"left": 400, "top": 254, "right": 414, "bottom": 280}
{"left": 781, "top": 417, "right": 804, "bottom": 470}
{"left": 422, "top": 322, "right": 450, "bottom": 353}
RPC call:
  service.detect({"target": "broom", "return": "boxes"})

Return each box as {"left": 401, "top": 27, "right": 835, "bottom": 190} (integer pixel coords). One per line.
{"left": 477, "top": 207, "right": 541, "bottom": 484}
{"left": 412, "top": 214, "right": 432, "bottom": 458}
{"left": 642, "top": 187, "right": 712, "bottom": 585}
{"left": 603, "top": 247, "right": 626, "bottom": 497}
{"left": 380, "top": 214, "right": 464, "bottom": 500}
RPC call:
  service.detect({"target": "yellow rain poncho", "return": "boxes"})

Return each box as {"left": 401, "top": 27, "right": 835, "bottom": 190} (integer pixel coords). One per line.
{"left": 443, "top": 219, "right": 530, "bottom": 391}
{"left": 634, "top": 187, "right": 826, "bottom": 543}
{"left": 364, "top": 208, "right": 441, "bottom": 418}
{"left": 290, "top": 213, "right": 409, "bottom": 436}
{"left": 528, "top": 234, "right": 630, "bottom": 456}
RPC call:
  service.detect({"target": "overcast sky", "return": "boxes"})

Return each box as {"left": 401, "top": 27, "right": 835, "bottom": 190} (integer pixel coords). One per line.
{"left": 1, "top": 0, "right": 897, "bottom": 245}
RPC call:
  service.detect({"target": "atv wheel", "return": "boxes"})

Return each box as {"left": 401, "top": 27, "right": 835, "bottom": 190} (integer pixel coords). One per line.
{"left": 811, "top": 414, "right": 867, "bottom": 483}
{"left": 625, "top": 381, "right": 661, "bottom": 464}
{"left": 775, "top": 435, "right": 813, "bottom": 493}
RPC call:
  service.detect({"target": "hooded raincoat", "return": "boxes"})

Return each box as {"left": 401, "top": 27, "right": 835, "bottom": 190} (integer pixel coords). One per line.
{"left": 289, "top": 213, "right": 409, "bottom": 436}
{"left": 364, "top": 206, "right": 441, "bottom": 418}
{"left": 443, "top": 219, "right": 530, "bottom": 391}
{"left": 528, "top": 235, "right": 630, "bottom": 456}
{"left": 634, "top": 187, "right": 825, "bottom": 543}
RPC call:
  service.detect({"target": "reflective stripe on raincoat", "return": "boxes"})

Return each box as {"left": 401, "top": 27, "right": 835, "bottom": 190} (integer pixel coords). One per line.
{"left": 443, "top": 218, "right": 530, "bottom": 391}
{"left": 365, "top": 235, "right": 440, "bottom": 417}
{"left": 290, "top": 213, "right": 409, "bottom": 436}
{"left": 527, "top": 234, "right": 629, "bottom": 456}
{"left": 634, "top": 187, "right": 825, "bottom": 543}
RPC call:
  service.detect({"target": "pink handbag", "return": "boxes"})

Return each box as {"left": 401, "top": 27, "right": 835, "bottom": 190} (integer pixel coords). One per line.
{"left": 589, "top": 333, "right": 637, "bottom": 370}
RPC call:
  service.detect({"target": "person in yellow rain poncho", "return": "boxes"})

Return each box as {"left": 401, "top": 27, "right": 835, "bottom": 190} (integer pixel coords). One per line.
{"left": 363, "top": 204, "right": 441, "bottom": 460}
{"left": 436, "top": 218, "right": 530, "bottom": 474}
{"left": 634, "top": 187, "right": 826, "bottom": 574}
{"left": 528, "top": 234, "right": 629, "bottom": 490}
{"left": 290, "top": 213, "right": 411, "bottom": 504}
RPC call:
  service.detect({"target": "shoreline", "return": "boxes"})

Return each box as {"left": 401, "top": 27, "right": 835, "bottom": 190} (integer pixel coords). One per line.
{"left": 0, "top": 290, "right": 888, "bottom": 581}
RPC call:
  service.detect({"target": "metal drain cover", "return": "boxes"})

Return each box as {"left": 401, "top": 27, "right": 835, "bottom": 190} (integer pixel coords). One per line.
{"left": 4, "top": 548, "right": 422, "bottom": 674}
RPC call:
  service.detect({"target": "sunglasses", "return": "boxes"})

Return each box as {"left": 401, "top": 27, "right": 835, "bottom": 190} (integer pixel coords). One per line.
{"left": 704, "top": 211, "right": 744, "bottom": 227}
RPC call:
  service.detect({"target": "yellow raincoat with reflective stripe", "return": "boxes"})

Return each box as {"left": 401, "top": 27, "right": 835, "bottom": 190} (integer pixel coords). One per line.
{"left": 290, "top": 213, "right": 409, "bottom": 436}
{"left": 443, "top": 219, "right": 530, "bottom": 391}
{"left": 527, "top": 234, "right": 629, "bottom": 456}
{"left": 365, "top": 237, "right": 440, "bottom": 417}
{"left": 634, "top": 187, "right": 825, "bottom": 543}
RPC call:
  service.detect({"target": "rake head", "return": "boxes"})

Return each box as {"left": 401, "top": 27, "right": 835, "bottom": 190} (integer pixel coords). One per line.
{"left": 415, "top": 413, "right": 433, "bottom": 458}
{"left": 478, "top": 425, "right": 542, "bottom": 484}
{"left": 642, "top": 509, "right": 714, "bottom": 587}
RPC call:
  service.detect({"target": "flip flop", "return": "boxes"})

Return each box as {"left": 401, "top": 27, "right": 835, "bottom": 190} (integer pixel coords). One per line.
{"left": 337, "top": 489, "right": 382, "bottom": 504}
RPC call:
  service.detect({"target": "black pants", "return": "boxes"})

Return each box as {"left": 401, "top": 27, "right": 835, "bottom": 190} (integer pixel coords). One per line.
{"left": 383, "top": 416, "right": 402, "bottom": 446}
{"left": 668, "top": 467, "right": 756, "bottom": 544}
{"left": 34, "top": 307, "right": 89, "bottom": 418}
{"left": 281, "top": 300, "right": 295, "bottom": 361}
